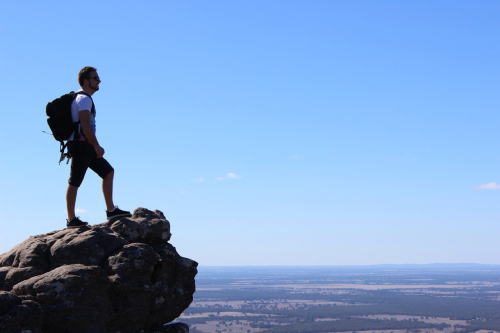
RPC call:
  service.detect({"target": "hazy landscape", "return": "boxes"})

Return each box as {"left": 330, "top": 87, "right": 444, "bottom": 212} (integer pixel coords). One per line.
{"left": 178, "top": 265, "right": 500, "bottom": 333}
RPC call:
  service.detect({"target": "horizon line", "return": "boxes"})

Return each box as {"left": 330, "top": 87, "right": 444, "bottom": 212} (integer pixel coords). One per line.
{"left": 198, "top": 262, "right": 500, "bottom": 268}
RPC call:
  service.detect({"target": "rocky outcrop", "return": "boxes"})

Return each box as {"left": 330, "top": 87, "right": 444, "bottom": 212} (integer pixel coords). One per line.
{"left": 0, "top": 208, "right": 197, "bottom": 333}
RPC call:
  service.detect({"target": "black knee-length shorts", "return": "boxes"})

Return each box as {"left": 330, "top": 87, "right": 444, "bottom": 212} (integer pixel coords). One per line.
{"left": 67, "top": 141, "right": 114, "bottom": 187}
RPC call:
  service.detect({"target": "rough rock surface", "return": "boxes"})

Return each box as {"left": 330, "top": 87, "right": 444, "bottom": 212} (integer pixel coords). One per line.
{"left": 0, "top": 208, "right": 197, "bottom": 333}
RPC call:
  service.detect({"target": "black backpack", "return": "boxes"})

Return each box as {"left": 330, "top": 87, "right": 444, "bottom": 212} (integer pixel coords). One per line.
{"left": 46, "top": 91, "right": 92, "bottom": 163}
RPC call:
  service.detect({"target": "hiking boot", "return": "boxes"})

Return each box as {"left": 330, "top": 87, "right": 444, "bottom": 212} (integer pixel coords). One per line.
{"left": 106, "top": 206, "right": 131, "bottom": 221}
{"left": 66, "top": 216, "right": 89, "bottom": 228}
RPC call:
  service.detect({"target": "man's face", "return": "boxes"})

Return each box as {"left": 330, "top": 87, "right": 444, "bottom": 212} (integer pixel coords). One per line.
{"left": 87, "top": 71, "right": 101, "bottom": 92}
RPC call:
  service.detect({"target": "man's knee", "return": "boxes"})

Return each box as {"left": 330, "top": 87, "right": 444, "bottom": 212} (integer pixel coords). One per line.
{"left": 68, "top": 184, "right": 79, "bottom": 191}
{"left": 104, "top": 169, "right": 114, "bottom": 180}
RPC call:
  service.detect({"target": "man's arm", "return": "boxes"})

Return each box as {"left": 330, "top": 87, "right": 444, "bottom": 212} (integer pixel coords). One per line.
{"left": 79, "top": 110, "right": 105, "bottom": 158}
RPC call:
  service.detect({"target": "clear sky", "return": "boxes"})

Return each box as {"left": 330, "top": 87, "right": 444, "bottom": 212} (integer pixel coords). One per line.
{"left": 1, "top": 1, "right": 499, "bottom": 265}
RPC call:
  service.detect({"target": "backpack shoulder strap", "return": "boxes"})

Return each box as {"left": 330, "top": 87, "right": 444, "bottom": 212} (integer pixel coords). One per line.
{"left": 74, "top": 91, "right": 96, "bottom": 115}
{"left": 70, "top": 91, "right": 95, "bottom": 148}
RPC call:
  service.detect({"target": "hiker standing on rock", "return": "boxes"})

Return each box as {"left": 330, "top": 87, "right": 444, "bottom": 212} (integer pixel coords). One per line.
{"left": 64, "top": 66, "right": 130, "bottom": 227}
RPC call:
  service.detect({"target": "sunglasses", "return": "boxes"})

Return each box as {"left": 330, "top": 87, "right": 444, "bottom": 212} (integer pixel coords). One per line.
{"left": 90, "top": 75, "right": 101, "bottom": 81}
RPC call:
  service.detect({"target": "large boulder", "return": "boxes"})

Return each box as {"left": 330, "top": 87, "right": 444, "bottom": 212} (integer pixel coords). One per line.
{"left": 0, "top": 208, "right": 197, "bottom": 333}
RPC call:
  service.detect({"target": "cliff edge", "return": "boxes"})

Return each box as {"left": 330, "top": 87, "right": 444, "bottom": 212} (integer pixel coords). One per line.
{"left": 0, "top": 208, "right": 197, "bottom": 333}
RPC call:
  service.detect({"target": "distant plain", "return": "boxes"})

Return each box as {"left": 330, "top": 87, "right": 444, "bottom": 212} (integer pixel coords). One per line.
{"left": 178, "top": 265, "right": 500, "bottom": 333}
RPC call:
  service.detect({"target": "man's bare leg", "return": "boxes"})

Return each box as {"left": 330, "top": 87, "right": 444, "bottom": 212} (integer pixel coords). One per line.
{"left": 66, "top": 184, "right": 78, "bottom": 220}
{"left": 103, "top": 170, "right": 115, "bottom": 212}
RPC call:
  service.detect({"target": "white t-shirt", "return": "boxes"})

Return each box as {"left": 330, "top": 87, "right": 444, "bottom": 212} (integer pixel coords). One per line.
{"left": 69, "top": 92, "right": 96, "bottom": 141}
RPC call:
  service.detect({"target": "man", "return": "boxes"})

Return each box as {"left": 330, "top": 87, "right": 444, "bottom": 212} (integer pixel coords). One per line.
{"left": 65, "top": 66, "right": 130, "bottom": 228}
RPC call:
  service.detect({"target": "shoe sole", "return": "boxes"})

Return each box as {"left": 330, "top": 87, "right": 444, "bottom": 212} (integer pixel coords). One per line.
{"left": 66, "top": 224, "right": 89, "bottom": 229}
{"left": 107, "top": 213, "right": 132, "bottom": 221}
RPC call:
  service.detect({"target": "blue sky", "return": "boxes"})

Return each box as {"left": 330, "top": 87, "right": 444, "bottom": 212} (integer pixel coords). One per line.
{"left": 1, "top": 1, "right": 499, "bottom": 265}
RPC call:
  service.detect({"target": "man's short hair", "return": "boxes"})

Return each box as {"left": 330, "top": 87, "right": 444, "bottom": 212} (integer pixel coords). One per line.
{"left": 78, "top": 66, "right": 97, "bottom": 86}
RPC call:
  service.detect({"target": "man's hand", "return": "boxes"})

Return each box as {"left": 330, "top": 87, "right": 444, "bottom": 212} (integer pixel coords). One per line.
{"left": 95, "top": 145, "right": 105, "bottom": 158}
